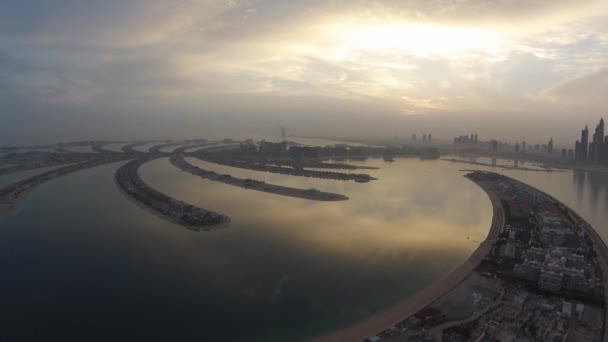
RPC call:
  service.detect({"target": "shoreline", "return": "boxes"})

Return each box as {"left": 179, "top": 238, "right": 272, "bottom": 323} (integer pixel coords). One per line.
{"left": 313, "top": 174, "right": 505, "bottom": 342}
{"left": 0, "top": 160, "right": 124, "bottom": 223}
{"left": 171, "top": 155, "right": 349, "bottom": 202}
{"left": 114, "top": 158, "right": 230, "bottom": 231}
{"left": 113, "top": 174, "right": 230, "bottom": 232}
{"left": 197, "top": 155, "right": 377, "bottom": 182}
{"left": 0, "top": 186, "right": 35, "bottom": 221}
{"left": 495, "top": 172, "right": 608, "bottom": 341}
{"left": 442, "top": 158, "right": 567, "bottom": 173}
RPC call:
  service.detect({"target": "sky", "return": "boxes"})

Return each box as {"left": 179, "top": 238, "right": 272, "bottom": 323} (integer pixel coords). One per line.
{"left": 1, "top": 0, "right": 608, "bottom": 145}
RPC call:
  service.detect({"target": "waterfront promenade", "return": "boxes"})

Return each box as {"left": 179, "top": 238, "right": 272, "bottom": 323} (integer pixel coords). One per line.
{"left": 314, "top": 173, "right": 505, "bottom": 342}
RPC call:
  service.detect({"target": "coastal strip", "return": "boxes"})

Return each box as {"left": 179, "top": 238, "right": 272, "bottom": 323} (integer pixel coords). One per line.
{"left": 442, "top": 158, "right": 567, "bottom": 173}
{"left": 492, "top": 172, "right": 608, "bottom": 342}
{"left": 0, "top": 159, "right": 123, "bottom": 220}
{"left": 149, "top": 142, "right": 185, "bottom": 154}
{"left": 121, "top": 142, "right": 147, "bottom": 154}
{"left": 91, "top": 143, "right": 123, "bottom": 154}
{"left": 170, "top": 155, "right": 349, "bottom": 201}
{"left": 196, "top": 154, "right": 377, "bottom": 182}
{"left": 0, "top": 160, "right": 74, "bottom": 176}
{"left": 114, "top": 157, "right": 229, "bottom": 231}
{"left": 267, "top": 161, "right": 380, "bottom": 170}
{"left": 173, "top": 143, "right": 216, "bottom": 154}
{"left": 314, "top": 172, "right": 505, "bottom": 342}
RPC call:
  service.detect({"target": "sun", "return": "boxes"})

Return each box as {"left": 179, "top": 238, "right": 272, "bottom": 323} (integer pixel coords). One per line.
{"left": 323, "top": 22, "right": 505, "bottom": 59}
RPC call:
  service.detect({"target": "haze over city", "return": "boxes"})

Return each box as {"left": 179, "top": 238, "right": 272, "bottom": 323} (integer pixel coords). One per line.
{"left": 3, "top": 2, "right": 608, "bottom": 342}
{"left": 2, "top": 0, "right": 608, "bottom": 144}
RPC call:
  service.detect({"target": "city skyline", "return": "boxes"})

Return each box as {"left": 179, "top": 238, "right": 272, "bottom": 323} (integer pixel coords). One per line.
{"left": 576, "top": 118, "right": 608, "bottom": 163}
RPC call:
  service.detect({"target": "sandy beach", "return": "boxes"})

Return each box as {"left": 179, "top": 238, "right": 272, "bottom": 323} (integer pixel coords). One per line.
{"left": 313, "top": 175, "right": 505, "bottom": 342}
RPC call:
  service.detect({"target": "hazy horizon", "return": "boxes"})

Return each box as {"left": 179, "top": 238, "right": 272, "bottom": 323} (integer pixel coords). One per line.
{"left": 2, "top": 1, "right": 608, "bottom": 145}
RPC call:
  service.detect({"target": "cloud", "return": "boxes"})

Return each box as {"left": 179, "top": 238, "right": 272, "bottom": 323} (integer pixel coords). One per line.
{"left": 1, "top": 0, "right": 608, "bottom": 144}
{"left": 542, "top": 68, "right": 608, "bottom": 109}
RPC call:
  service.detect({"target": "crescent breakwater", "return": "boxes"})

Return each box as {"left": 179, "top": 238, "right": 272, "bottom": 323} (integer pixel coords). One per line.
{"left": 319, "top": 170, "right": 606, "bottom": 342}
{"left": 170, "top": 154, "right": 349, "bottom": 201}
{"left": 314, "top": 171, "right": 506, "bottom": 342}
{"left": 114, "top": 157, "right": 229, "bottom": 231}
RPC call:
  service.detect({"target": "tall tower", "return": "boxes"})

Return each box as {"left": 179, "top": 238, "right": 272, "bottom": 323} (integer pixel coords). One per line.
{"left": 547, "top": 138, "right": 553, "bottom": 154}
{"left": 604, "top": 135, "right": 608, "bottom": 163}
{"left": 581, "top": 125, "right": 589, "bottom": 161}
{"left": 594, "top": 119, "right": 604, "bottom": 162}
{"left": 588, "top": 119, "right": 604, "bottom": 163}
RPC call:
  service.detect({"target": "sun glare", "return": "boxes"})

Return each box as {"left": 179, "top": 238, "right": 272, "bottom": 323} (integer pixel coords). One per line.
{"left": 325, "top": 22, "right": 505, "bottom": 59}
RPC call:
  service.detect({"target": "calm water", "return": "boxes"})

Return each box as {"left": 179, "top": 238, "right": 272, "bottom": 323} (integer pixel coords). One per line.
{"left": 0, "top": 164, "right": 73, "bottom": 188}
{"left": 0, "top": 156, "right": 606, "bottom": 341}
{"left": 103, "top": 143, "right": 129, "bottom": 152}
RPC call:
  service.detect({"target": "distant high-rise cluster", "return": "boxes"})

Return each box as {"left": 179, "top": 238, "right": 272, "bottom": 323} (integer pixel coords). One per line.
{"left": 575, "top": 119, "right": 607, "bottom": 163}
{"left": 411, "top": 133, "right": 432, "bottom": 143}
{"left": 453, "top": 133, "right": 478, "bottom": 145}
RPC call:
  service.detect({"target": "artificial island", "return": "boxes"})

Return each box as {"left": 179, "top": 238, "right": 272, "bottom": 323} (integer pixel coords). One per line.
{"left": 319, "top": 171, "right": 608, "bottom": 342}
{"left": 0, "top": 139, "right": 437, "bottom": 231}
{"left": 1, "top": 138, "right": 607, "bottom": 342}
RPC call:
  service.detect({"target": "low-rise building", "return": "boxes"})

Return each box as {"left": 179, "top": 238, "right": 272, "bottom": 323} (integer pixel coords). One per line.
{"left": 514, "top": 247, "right": 592, "bottom": 293}
{"left": 499, "top": 242, "right": 517, "bottom": 258}
{"left": 541, "top": 227, "right": 566, "bottom": 246}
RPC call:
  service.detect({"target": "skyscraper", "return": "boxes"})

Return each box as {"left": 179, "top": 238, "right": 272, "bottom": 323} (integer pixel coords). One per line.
{"left": 605, "top": 136, "right": 608, "bottom": 163}
{"left": 547, "top": 138, "right": 553, "bottom": 154}
{"left": 591, "top": 119, "right": 604, "bottom": 162}
{"left": 576, "top": 125, "right": 589, "bottom": 161}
